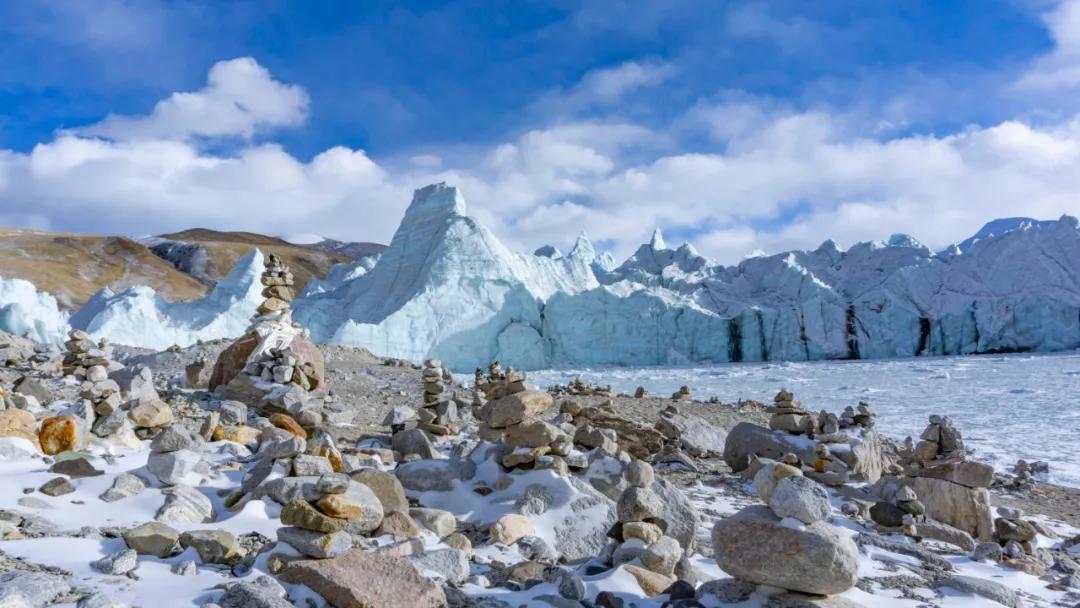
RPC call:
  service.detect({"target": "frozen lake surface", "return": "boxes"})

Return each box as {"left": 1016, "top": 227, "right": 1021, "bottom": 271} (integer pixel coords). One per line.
{"left": 529, "top": 351, "right": 1080, "bottom": 488}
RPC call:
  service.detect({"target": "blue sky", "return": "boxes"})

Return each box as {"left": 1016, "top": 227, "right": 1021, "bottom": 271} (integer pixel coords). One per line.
{"left": 1, "top": 0, "right": 1079, "bottom": 262}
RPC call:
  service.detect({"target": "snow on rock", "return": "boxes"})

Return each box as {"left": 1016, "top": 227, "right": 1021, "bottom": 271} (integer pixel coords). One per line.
{"left": 69, "top": 249, "right": 264, "bottom": 349}
{"left": 0, "top": 276, "right": 69, "bottom": 343}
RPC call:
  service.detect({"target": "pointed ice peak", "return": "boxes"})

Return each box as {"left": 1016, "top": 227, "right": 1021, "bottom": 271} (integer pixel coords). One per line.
{"left": 649, "top": 227, "right": 667, "bottom": 251}
{"left": 569, "top": 232, "right": 596, "bottom": 260}
{"left": 887, "top": 233, "right": 923, "bottom": 249}
{"left": 816, "top": 239, "right": 841, "bottom": 253}
{"left": 678, "top": 242, "right": 700, "bottom": 257}
{"left": 409, "top": 182, "right": 467, "bottom": 216}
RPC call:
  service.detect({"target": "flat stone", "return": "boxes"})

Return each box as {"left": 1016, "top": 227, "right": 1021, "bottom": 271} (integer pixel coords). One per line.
{"left": 100, "top": 473, "right": 146, "bottom": 502}
{"left": 277, "top": 526, "right": 352, "bottom": 559}
{"left": 281, "top": 498, "right": 347, "bottom": 533}
{"left": 180, "top": 529, "right": 242, "bottom": 565}
{"left": 39, "top": 477, "right": 75, "bottom": 497}
{"left": 407, "top": 548, "right": 470, "bottom": 585}
{"left": 277, "top": 549, "right": 446, "bottom": 608}
{"left": 156, "top": 484, "right": 213, "bottom": 524}
{"left": 485, "top": 391, "right": 553, "bottom": 428}
{"left": 314, "top": 482, "right": 384, "bottom": 532}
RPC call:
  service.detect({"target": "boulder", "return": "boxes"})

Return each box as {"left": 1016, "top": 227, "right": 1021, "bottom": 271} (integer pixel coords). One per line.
{"left": 653, "top": 478, "right": 699, "bottom": 550}
{"left": 769, "top": 476, "right": 831, "bottom": 524}
{"left": 350, "top": 469, "right": 409, "bottom": 514}
{"left": 210, "top": 332, "right": 324, "bottom": 391}
{"left": 39, "top": 415, "right": 85, "bottom": 455}
{"left": 909, "top": 477, "right": 993, "bottom": 541}
{"left": 277, "top": 527, "right": 352, "bottom": 559}
{"left": 0, "top": 409, "right": 40, "bottom": 447}
{"left": 485, "top": 391, "right": 553, "bottom": 428}
{"left": 156, "top": 484, "right": 214, "bottom": 524}
{"left": 919, "top": 460, "right": 994, "bottom": 489}
{"left": 180, "top": 529, "right": 242, "bottom": 565}
{"left": 314, "top": 482, "right": 384, "bottom": 532}
{"left": 407, "top": 548, "right": 470, "bottom": 585}
{"left": 0, "top": 571, "right": 71, "bottom": 606}
{"left": 147, "top": 449, "right": 202, "bottom": 485}
{"left": 124, "top": 522, "right": 180, "bottom": 557}
{"left": 711, "top": 505, "right": 859, "bottom": 596}
{"left": 277, "top": 549, "right": 446, "bottom": 608}
{"left": 724, "top": 422, "right": 884, "bottom": 483}
{"left": 127, "top": 398, "right": 173, "bottom": 428}
{"left": 490, "top": 514, "right": 534, "bottom": 545}
{"left": 654, "top": 411, "right": 727, "bottom": 456}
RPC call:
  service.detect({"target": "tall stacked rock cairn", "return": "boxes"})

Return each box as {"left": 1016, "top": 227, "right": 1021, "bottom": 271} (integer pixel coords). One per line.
{"left": 209, "top": 252, "right": 326, "bottom": 434}
{"left": 712, "top": 456, "right": 860, "bottom": 598}
{"left": 417, "top": 359, "right": 460, "bottom": 436}
{"left": 476, "top": 363, "right": 574, "bottom": 471}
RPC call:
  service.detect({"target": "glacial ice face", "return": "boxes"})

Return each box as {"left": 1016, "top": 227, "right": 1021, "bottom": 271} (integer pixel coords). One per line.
{"left": 69, "top": 249, "right": 264, "bottom": 349}
{"left": 0, "top": 277, "right": 69, "bottom": 344}
{"left": 10, "top": 183, "right": 1080, "bottom": 370}
{"left": 293, "top": 183, "right": 598, "bottom": 369}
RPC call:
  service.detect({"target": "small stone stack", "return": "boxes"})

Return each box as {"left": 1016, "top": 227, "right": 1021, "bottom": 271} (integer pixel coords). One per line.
{"left": 185, "top": 351, "right": 212, "bottom": 388}
{"left": 766, "top": 389, "right": 814, "bottom": 434}
{"left": 869, "top": 484, "right": 925, "bottom": 528}
{"left": 147, "top": 424, "right": 205, "bottom": 486}
{"left": 258, "top": 253, "right": 296, "bottom": 317}
{"left": 889, "top": 415, "right": 995, "bottom": 541}
{"left": 670, "top": 385, "right": 692, "bottom": 401}
{"left": 61, "top": 330, "right": 112, "bottom": 380}
{"left": 277, "top": 473, "right": 384, "bottom": 559}
{"left": 713, "top": 459, "right": 859, "bottom": 597}
{"left": 992, "top": 507, "right": 1039, "bottom": 560}
{"left": 809, "top": 443, "right": 850, "bottom": 486}
{"left": 477, "top": 372, "right": 565, "bottom": 470}
{"left": 417, "top": 359, "right": 460, "bottom": 436}
{"left": 610, "top": 460, "right": 684, "bottom": 594}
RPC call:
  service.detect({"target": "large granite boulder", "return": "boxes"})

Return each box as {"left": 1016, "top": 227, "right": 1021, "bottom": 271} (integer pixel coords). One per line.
{"left": 277, "top": 548, "right": 446, "bottom": 608}
{"left": 711, "top": 505, "right": 859, "bottom": 596}
{"left": 908, "top": 477, "right": 993, "bottom": 541}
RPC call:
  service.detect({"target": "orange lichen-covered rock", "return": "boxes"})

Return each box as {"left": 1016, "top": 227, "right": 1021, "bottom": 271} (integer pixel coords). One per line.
{"left": 269, "top": 413, "right": 308, "bottom": 440}
{"left": 39, "top": 415, "right": 84, "bottom": 455}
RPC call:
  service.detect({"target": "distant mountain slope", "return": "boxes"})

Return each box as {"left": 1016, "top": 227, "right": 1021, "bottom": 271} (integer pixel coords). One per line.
{"left": 145, "top": 228, "right": 353, "bottom": 290}
{"left": 0, "top": 228, "right": 207, "bottom": 309}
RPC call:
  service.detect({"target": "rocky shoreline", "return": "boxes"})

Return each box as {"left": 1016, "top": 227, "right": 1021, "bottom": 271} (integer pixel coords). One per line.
{"left": 0, "top": 325, "right": 1078, "bottom": 607}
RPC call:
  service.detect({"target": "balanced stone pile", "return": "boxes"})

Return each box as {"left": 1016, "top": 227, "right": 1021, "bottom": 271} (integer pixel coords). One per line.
{"left": 417, "top": 359, "right": 461, "bottom": 436}
{"left": 551, "top": 377, "right": 611, "bottom": 397}
{"left": 714, "top": 458, "right": 859, "bottom": 597}
{"left": 670, "top": 385, "right": 692, "bottom": 401}
{"left": 877, "top": 415, "right": 995, "bottom": 541}
{"left": 277, "top": 472, "right": 383, "bottom": 559}
{"left": 766, "top": 388, "right": 814, "bottom": 434}
{"left": 60, "top": 329, "right": 114, "bottom": 380}
{"left": 209, "top": 251, "right": 325, "bottom": 418}
{"left": 989, "top": 506, "right": 1047, "bottom": 573}
{"left": 608, "top": 460, "right": 687, "bottom": 595}
{"left": 479, "top": 376, "right": 568, "bottom": 470}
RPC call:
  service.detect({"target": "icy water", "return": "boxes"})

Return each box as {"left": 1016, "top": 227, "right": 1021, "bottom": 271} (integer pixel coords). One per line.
{"left": 528, "top": 351, "right": 1080, "bottom": 488}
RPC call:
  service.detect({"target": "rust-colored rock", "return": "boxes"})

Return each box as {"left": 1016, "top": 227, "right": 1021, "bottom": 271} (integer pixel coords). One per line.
{"left": 269, "top": 413, "right": 308, "bottom": 439}
{"left": 212, "top": 425, "right": 261, "bottom": 445}
{"left": 39, "top": 415, "right": 82, "bottom": 455}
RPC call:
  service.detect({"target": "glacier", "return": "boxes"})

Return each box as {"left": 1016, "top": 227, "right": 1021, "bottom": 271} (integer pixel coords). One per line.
{"left": 3, "top": 183, "right": 1080, "bottom": 370}
{"left": 0, "top": 276, "right": 69, "bottom": 344}
{"left": 68, "top": 249, "right": 265, "bottom": 350}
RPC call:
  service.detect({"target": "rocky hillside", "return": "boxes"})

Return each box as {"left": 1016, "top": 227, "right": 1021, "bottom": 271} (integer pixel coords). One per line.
{"left": 0, "top": 228, "right": 207, "bottom": 309}
{"left": 146, "top": 228, "right": 354, "bottom": 290}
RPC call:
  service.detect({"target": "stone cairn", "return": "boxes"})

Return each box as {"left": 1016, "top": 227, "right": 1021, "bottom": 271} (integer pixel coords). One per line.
{"left": 417, "top": 359, "right": 460, "bottom": 436}
{"left": 550, "top": 377, "right": 611, "bottom": 397}
{"left": 209, "top": 251, "right": 325, "bottom": 435}
{"left": 766, "top": 388, "right": 814, "bottom": 434}
{"left": 712, "top": 457, "right": 860, "bottom": 598}
{"left": 873, "top": 415, "right": 997, "bottom": 544}
{"left": 476, "top": 364, "right": 570, "bottom": 471}
{"left": 670, "top": 385, "right": 692, "bottom": 401}
{"left": 608, "top": 460, "right": 686, "bottom": 593}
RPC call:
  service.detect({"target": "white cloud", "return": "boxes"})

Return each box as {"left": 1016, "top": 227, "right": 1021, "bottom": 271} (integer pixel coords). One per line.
{"left": 1017, "top": 0, "right": 1080, "bottom": 91}
{"left": 79, "top": 57, "right": 309, "bottom": 141}
{"left": 4, "top": 52, "right": 1080, "bottom": 269}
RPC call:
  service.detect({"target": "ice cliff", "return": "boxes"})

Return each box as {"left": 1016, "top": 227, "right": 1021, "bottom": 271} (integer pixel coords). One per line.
{"left": 4, "top": 185, "right": 1080, "bottom": 369}
{"left": 69, "top": 249, "right": 264, "bottom": 350}
{"left": 0, "top": 277, "right": 69, "bottom": 344}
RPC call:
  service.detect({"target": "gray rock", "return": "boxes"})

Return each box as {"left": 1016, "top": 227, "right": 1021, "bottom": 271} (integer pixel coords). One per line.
{"left": 624, "top": 460, "right": 654, "bottom": 488}
{"left": 147, "top": 449, "right": 201, "bottom": 485}
{"left": 940, "top": 575, "right": 1022, "bottom": 608}
{"left": 156, "top": 484, "right": 214, "bottom": 524}
{"left": 655, "top": 411, "right": 727, "bottom": 457}
{"left": 653, "top": 478, "right": 699, "bottom": 550}
{"left": 553, "top": 480, "right": 617, "bottom": 563}
{"left": 0, "top": 571, "right": 71, "bottom": 606}
{"left": 407, "top": 548, "right": 470, "bottom": 585}
{"left": 150, "top": 424, "right": 200, "bottom": 453}
{"left": 91, "top": 549, "right": 138, "bottom": 575}
{"left": 558, "top": 570, "right": 586, "bottom": 600}
{"left": 217, "top": 576, "right": 292, "bottom": 608}
{"left": 517, "top": 535, "right": 559, "bottom": 564}
{"left": 410, "top": 508, "right": 456, "bottom": 539}
{"left": 39, "top": 477, "right": 74, "bottom": 497}
{"left": 277, "top": 527, "right": 352, "bottom": 559}
{"left": 110, "top": 365, "right": 157, "bottom": 401}
{"left": 100, "top": 473, "right": 146, "bottom": 502}
{"left": 711, "top": 505, "right": 859, "bottom": 596}
{"left": 292, "top": 454, "right": 333, "bottom": 477}
{"left": 250, "top": 476, "right": 322, "bottom": 505}
{"left": 316, "top": 472, "right": 350, "bottom": 495}
{"left": 392, "top": 428, "right": 439, "bottom": 459}
{"left": 172, "top": 560, "right": 198, "bottom": 575}
{"left": 396, "top": 459, "right": 458, "bottom": 492}
{"left": 725, "top": 421, "right": 884, "bottom": 483}
{"left": 972, "top": 541, "right": 1003, "bottom": 562}
{"left": 769, "top": 476, "right": 831, "bottom": 524}
{"left": 217, "top": 401, "right": 247, "bottom": 426}
{"left": 124, "top": 521, "right": 180, "bottom": 557}
{"left": 617, "top": 486, "right": 662, "bottom": 522}
{"left": 641, "top": 535, "right": 682, "bottom": 577}
{"left": 91, "top": 409, "right": 127, "bottom": 437}
{"left": 180, "top": 529, "right": 241, "bottom": 565}
{"left": 256, "top": 435, "right": 306, "bottom": 461}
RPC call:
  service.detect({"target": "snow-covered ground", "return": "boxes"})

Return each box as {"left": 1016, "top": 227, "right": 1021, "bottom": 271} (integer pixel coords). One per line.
{"left": 529, "top": 350, "right": 1080, "bottom": 488}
